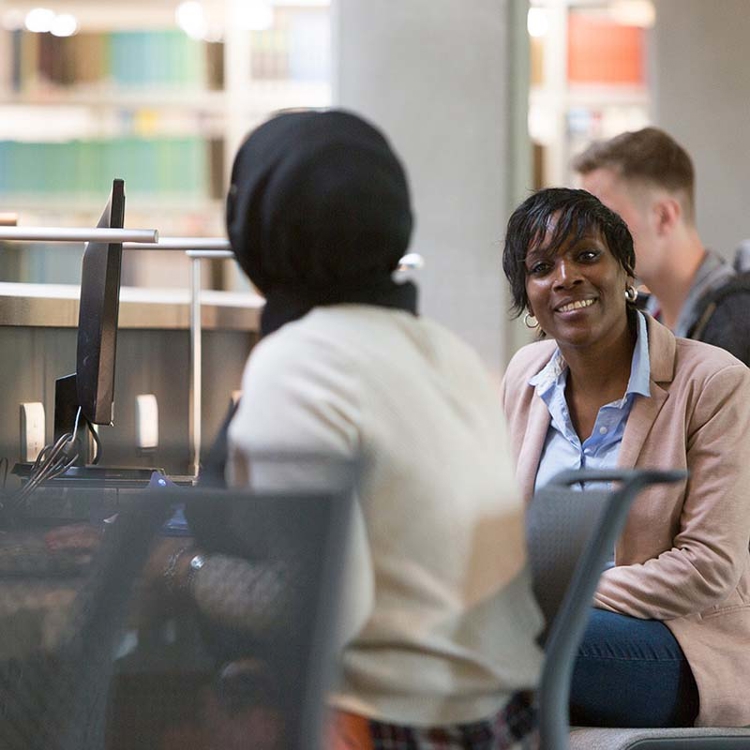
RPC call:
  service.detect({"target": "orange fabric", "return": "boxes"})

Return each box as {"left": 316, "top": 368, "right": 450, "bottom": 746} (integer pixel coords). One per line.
{"left": 326, "top": 710, "right": 374, "bottom": 750}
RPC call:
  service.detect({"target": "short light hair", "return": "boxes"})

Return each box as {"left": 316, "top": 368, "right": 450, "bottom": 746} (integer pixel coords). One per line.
{"left": 572, "top": 127, "right": 696, "bottom": 224}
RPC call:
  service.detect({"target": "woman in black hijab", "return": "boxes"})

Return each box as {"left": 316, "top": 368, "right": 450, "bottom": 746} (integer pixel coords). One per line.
{"left": 220, "top": 109, "right": 543, "bottom": 749}
{"left": 226, "top": 108, "right": 417, "bottom": 336}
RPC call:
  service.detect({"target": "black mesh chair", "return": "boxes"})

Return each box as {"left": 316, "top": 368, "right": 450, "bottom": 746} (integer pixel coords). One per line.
{"left": 110, "top": 482, "right": 353, "bottom": 750}
{"left": 525, "top": 468, "right": 686, "bottom": 750}
{"left": 0, "top": 471, "right": 353, "bottom": 750}
{"left": 0, "top": 496, "right": 169, "bottom": 750}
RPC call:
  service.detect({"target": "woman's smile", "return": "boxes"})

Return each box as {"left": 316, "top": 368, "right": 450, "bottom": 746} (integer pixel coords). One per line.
{"left": 554, "top": 297, "right": 598, "bottom": 314}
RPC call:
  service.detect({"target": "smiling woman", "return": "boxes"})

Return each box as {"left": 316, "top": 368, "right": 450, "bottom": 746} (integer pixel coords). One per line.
{"left": 505, "top": 189, "right": 639, "bottom": 438}
{"left": 500, "top": 187, "right": 750, "bottom": 730}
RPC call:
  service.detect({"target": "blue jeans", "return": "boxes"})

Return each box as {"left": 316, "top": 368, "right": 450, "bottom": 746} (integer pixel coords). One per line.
{"left": 570, "top": 609, "right": 699, "bottom": 727}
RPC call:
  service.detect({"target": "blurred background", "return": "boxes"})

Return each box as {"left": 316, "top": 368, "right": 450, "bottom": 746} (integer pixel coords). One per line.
{"left": 0, "top": 0, "right": 748, "bottom": 372}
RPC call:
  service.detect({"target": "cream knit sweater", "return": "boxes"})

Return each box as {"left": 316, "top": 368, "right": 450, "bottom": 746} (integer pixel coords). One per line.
{"left": 227, "top": 304, "right": 543, "bottom": 726}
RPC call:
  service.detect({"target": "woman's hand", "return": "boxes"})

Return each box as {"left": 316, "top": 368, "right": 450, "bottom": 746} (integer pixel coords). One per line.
{"left": 134, "top": 536, "right": 199, "bottom": 626}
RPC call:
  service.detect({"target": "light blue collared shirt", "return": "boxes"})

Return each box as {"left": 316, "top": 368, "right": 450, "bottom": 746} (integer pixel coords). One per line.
{"left": 531, "top": 311, "right": 651, "bottom": 494}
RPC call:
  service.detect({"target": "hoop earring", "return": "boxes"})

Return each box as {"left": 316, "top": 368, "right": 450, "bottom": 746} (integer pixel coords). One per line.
{"left": 625, "top": 285, "right": 638, "bottom": 303}
{"left": 524, "top": 312, "right": 539, "bottom": 329}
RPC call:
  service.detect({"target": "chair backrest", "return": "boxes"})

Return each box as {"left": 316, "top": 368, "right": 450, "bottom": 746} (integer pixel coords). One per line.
{"left": 526, "top": 468, "right": 686, "bottom": 750}
{"left": 0, "top": 468, "right": 354, "bottom": 750}
{"left": 114, "top": 480, "right": 354, "bottom": 750}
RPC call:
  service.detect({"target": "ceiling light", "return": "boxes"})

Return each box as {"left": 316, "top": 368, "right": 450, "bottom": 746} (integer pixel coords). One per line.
{"left": 527, "top": 7, "right": 550, "bottom": 38}
{"left": 176, "top": 1, "right": 207, "bottom": 40}
{"left": 50, "top": 13, "right": 78, "bottom": 37}
{"left": 237, "top": 1, "right": 274, "bottom": 32}
{"left": 25, "top": 7, "right": 55, "bottom": 33}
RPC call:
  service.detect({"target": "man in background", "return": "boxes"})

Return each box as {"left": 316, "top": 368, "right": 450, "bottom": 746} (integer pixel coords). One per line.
{"left": 572, "top": 126, "right": 750, "bottom": 365}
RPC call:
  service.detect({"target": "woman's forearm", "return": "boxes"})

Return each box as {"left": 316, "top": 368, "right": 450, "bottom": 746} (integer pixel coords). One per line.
{"left": 190, "top": 554, "right": 289, "bottom": 631}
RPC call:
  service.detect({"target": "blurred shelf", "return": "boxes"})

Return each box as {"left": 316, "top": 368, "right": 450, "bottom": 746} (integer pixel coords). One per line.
{"left": 0, "top": 80, "right": 330, "bottom": 116}
{"left": 527, "top": 0, "right": 651, "bottom": 187}
{"left": 531, "top": 84, "right": 648, "bottom": 107}
{"left": 0, "top": 281, "right": 263, "bottom": 331}
{"left": 0, "top": 3, "right": 332, "bottom": 281}
{"left": 0, "top": 195, "right": 223, "bottom": 215}
{"left": 0, "top": 89, "right": 228, "bottom": 109}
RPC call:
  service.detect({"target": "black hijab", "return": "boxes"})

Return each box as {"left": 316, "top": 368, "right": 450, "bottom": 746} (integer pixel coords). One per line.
{"left": 226, "top": 109, "right": 417, "bottom": 335}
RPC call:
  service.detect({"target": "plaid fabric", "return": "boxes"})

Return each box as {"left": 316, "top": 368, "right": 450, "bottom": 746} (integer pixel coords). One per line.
{"left": 330, "top": 691, "right": 538, "bottom": 750}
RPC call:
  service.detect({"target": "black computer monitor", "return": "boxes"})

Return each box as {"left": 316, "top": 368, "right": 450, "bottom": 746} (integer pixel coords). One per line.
{"left": 54, "top": 178, "right": 125, "bottom": 461}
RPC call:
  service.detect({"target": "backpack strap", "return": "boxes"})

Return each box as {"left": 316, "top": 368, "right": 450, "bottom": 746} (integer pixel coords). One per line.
{"left": 689, "top": 273, "right": 750, "bottom": 340}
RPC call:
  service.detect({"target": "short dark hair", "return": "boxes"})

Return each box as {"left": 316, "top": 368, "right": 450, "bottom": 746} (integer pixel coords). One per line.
{"left": 572, "top": 127, "right": 695, "bottom": 223}
{"left": 502, "top": 187, "right": 635, "bottom": 317}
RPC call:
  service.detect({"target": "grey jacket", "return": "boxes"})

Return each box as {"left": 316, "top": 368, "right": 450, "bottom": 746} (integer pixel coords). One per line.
{"left": 643, "top": 248, "right": 750, "bottom": 366}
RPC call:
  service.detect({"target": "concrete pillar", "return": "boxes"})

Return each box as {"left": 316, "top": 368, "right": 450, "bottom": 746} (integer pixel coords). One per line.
{"left": 652, "top": 0, "right": 750, "bottom": 259}
{"left": 332, "top": 0, "right": 530, "bottom": 374}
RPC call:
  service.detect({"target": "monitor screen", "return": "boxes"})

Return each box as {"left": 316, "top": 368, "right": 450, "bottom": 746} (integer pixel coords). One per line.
{"left": 54, "top": 179, "right": 125, "bottom": 452}
{"left": 77, "top": 178, "right": 125, "bottom": 425}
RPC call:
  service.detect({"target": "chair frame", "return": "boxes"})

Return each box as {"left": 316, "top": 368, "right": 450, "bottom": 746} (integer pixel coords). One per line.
{"left": 527, "top": 468, "right": 686, "bottom": 750}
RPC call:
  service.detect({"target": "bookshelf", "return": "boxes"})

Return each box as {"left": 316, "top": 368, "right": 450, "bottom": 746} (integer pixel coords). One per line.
{"left": 528, "top": 0, "right": 652, "bottom": 189}
{"left": 0, "top": 1, "right": 332, "bottom": 288}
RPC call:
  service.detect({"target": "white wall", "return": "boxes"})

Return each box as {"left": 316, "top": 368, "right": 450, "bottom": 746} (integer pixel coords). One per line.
{"left": 652, "top": 0, "right": 750, "bottom": 259}
{"left": 332, "top": 0, "right": 530, "bottom": 374}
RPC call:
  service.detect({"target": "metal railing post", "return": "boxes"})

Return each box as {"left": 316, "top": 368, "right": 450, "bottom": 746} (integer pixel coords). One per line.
{"left": 189, "top": 254, "right": 202, "bottom": 477}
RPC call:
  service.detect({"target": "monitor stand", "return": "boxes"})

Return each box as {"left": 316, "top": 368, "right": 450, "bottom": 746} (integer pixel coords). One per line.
{"left": 48, "top": 374, "right": 165, "bottom": 486}
{"left": 54, "top": 373, "right": 91, "bottom": 464}
{"left": 7, "top": 463, "right": 170, "bottom": 525}
{"left": 11, "top": 462, "right": 164, "bottom": 488}
{"left": 53, "top": 465, "right": 162, "bottom": 486}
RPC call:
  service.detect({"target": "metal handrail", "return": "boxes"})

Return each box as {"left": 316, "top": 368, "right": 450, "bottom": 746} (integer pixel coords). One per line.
{"left": 0, "top": 227, "right": 158, "bottom": 243}
{"left": 123, "top": 238, "right": 424, "bottom": 476}
{"left": 124, "top": 239, "right": 426, "bottom": 271}
{"left": 5, "top": 228, "right": 423, "bottom": 478}
{"left": 124, "top": 239, "right": 236, "bottom": 476}
{"left": 122, "top": 238, "right": 229, "bottom": 251}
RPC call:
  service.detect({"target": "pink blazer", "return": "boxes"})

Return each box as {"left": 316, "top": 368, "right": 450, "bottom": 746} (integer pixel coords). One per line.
{"left": 501, "top": 315, "right": 750, "bottom": 727}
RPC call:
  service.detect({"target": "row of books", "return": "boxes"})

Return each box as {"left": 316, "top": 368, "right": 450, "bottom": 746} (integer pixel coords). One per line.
{"left": 5, "top": 20, "right": 329, "bottom": 93}
{"left": 0, "top": 137, "right": 221, "bottom": 198}
{"left": 11, "top": 30, "right": 224, "bottom": 91}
